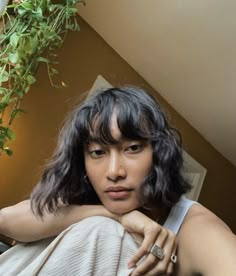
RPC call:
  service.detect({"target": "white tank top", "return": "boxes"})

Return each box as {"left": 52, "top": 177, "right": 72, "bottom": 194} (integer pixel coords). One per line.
{"left": 163, "top": 196, "right": 197, "bottom": 234}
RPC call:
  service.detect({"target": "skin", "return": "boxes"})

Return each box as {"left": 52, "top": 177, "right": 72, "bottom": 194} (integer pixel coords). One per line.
{"left": 0, "top": 113, "right": 236, "bottom": 275}
{"left": 0, "top": 201, "right": 176, "bottom": 275}
{"left": 84, "top": 113, "right": 153, "bottom": 215}
{"left": 0, "top": 113, "right": 177, "bottom": 275}
{"left": 79, "top": 112, "right": 236, "bottom": 275}
{"left": 174, "top": 203, "right": 236, "bottom": 276}
{"left": 1, "top": 200, "right": 235, "bottom": 275}
{"left": 83, "top": 113, "right": 178, "bottom": 275}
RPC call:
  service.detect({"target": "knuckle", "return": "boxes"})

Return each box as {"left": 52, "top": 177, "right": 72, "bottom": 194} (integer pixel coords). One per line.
{"left": 150, "top": 221, "right": 159, "bottom": 232}
{"left": 161, "top": 228, "right": 168, "bottom": 237}
{"left": 146, "top": 222, "right": 160, "bottom": 236}
{"left": 142, "top": 248, "right": 149, "bottom": 255}
{"left": 138, "top": 248, "right": 148, "bottom": 257}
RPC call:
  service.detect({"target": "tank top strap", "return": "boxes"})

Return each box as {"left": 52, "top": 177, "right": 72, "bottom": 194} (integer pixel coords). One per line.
{"left": 163, "top": 196, "right": 198, "bottom": 234}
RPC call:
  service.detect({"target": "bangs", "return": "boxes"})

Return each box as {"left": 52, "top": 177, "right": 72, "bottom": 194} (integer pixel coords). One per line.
{"left": 78, "top": 88, "right": 153, "bottom": 145}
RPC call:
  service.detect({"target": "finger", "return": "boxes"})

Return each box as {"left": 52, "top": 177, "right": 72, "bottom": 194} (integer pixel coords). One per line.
{"left": 142, "top": 261, "right": 173, "bottom": 276}
{"left": 130, "top": 228, "right": 168, "bottom": 275}
{"left": 166, "top": 262, "right": 174, "bottom": 275}
{"left": 136, "top": 230, "right": 176, "bottom": 276}
{"left": 167, "top": 238, "right": 178, "bottom": 274}
{"left": 153, "top": 230, "right": 176, "bottom": 274}
{"left": 128, "top": 223, "right": 162, "bottom": 268}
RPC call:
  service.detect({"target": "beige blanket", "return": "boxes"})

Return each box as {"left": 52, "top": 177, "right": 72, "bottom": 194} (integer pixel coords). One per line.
{"left": 0, "top": 217, "right": 138, "bottom": 276}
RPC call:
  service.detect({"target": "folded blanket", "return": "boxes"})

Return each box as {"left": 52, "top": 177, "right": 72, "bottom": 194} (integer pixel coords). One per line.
{"left": 0, "top": 216, "right": 138, "bottom": 276}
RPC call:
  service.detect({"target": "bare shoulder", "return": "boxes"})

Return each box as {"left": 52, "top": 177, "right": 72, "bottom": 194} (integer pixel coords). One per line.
{"left": 176, "top": 203, "right": 236, "bottom": 276}
{"left": 181, "top": 203, "right": 232, "bottom": 232}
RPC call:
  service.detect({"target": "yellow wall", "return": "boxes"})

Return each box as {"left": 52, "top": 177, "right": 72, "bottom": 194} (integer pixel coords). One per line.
{"left": 1, "top": 17, "right": 236, "bottom": 232}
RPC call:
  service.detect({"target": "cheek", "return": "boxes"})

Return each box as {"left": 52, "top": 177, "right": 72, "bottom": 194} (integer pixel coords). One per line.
{"left": 139, "top": 153, "right": 153, "bottom": 176}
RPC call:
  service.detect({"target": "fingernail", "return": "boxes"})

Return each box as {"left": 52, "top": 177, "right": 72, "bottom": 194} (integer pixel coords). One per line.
{"left": 128, "top": 262, "right": 135, "bottom": 269}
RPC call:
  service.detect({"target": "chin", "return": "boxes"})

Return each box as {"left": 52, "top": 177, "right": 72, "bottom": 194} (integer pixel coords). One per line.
{"left": 105, "top": 203, "right": 139, "bottom": 215}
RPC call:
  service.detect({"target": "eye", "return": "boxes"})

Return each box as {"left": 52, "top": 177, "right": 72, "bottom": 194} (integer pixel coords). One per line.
{"left": 85, "top": 142, "right": 106, "bottom": 159}
{"left": 126, "top": 144, "right": 143, "bottom": 153}
{"left": 89, "top": 149, "right": 105, "bottom": 158}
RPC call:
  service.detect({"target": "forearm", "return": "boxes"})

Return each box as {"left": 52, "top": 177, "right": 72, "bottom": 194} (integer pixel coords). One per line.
{"left": 0, "top": 200, "right": 118, "bottom": 242}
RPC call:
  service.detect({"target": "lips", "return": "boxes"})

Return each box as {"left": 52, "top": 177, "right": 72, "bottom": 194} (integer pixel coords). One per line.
{"left": 105, "top": 186, "right": 132, "bottom": 199}
{"left": 105, "top": 186, "right": 132, "bottom": 192}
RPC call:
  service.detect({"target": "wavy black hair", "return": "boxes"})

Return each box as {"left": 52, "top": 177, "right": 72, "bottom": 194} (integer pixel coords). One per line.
{"left": 31, "top": 86, "right": 191, "bottom": 216}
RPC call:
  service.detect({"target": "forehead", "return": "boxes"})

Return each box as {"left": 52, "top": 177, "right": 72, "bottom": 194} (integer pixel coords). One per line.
{"left": 88, "top": 112, "right": 122, "bottom": 142}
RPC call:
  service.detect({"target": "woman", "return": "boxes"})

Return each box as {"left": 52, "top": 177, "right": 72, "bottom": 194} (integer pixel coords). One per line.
{"left": 0, "top": 87, "right": 235, "bottom": 275}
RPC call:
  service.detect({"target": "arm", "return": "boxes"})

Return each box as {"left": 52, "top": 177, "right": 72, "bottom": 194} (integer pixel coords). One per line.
{"left": 0, "top": 201, "right": 177, "bottom": 275}
{"left": 177, "top": 204, "right": 236, "bottom": 276}
{"left": 0, "top": 200, "right": 118, "bottom": 242}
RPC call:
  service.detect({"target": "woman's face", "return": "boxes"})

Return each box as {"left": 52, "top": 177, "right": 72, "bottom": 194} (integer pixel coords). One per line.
{"left": 84, "top": 113, "right": 153, "bottom": 214}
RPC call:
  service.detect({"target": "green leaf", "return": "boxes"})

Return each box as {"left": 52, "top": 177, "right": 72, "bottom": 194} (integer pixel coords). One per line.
{"left": 0, "top": 88, "right": 8, "bottom": 95}
{"left": 8, "top": 52, "right": 19, "bottom": 64}
{"left": 4, "top": 147, "right": 13, "bottom": 156}
{"left": 10, "top": 33, "right": 20, "bottom": 48}
{"left": 0, "top": 71, "right": 9, "bottom": 83}
{"left": 0, "top": 102, "right": 8, "bottom": 113}
{"left": 6, "top": 128, "right": 15, "bottom": 141}
{"left": 0, "top": 126, "right": 6, "bottom": 135}
{"left": 29, "top": 36, "right": 38, "bottom": 52}
{"left": 33, "top": 7, "right": 43, "bottom": 17}
{"left": 10, "top": 108, "right": 26, "bottom": 122}
{"left": 0, "top": 135, "right": 7, "bottom": 147}
{"left": 26, "top": 75, "right": 36, "bottom": 85}
{"left": 14, "top": 89, "right": 24, "bottom": 98}
{"left": 20, "top": 2, "right": 33, "bottom": 10}
{"left": 0, "top": 0, "right": 81, "bottom": 157}
{"left": 0, "top": 34, "right": 7, "bottom": 40}
{"left": 37, "top": 57, "right": 49, "bottom": 63}
{"left": 67, "top": 7, "right": 78, "bottom": 13}
{"left": 16, "top": 6, "right": 27, "bottom": 15}
{"left": 1, "top": 93, "right": 11, "bottom": 105}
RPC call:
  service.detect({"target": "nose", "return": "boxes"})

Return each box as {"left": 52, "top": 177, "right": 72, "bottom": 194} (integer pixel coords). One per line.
{"left": 106, "top": 151, "right": 127, "bottom": 182}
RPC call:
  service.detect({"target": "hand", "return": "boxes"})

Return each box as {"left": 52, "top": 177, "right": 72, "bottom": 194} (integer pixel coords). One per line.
{"left": 118, "top": 210, "right": 177, "bottom": 275}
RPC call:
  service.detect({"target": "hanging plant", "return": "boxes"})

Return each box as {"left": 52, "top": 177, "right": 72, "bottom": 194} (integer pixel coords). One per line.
{"left": 0, "top": 0, "right": 84, "bottom": 156}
